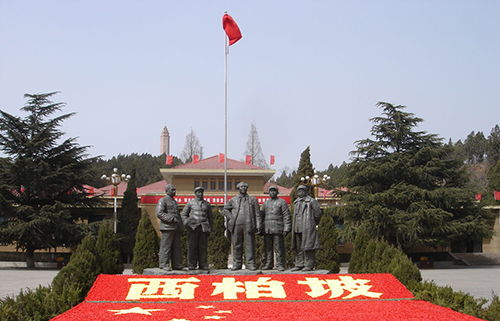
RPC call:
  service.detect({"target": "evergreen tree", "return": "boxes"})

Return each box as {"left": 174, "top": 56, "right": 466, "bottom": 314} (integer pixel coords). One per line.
{"left": 96, "top": 220, "right": 124, "bottom": 274}
{"left": 0, "top": 93, "right": 96, "bottom": 268}
{"left": 275, "top": 168, "right": 296, "bottom": 188}
{"left": 132, "top": 211, "right": 159, "bottom": 274}
{"left": 52, "top": 234, "right": 100, "bottom": 301}
{"left": 316, "top": 209, "right": 340, "bottom": 272}
{"left": 450, "top": 139, "right": 467, "bottom": 163}
{"left": 463, "top": 131, "right": 488, "bottom": 164}
{"left": 291, "top": 146, "right": 315, "bottom": 199}
{"left": 86, "top": 153, "right": 167, "bottom": 188}
{"left": 319, "top": 162, "right": 349, "bottom": 189}
{"left": 339, "top": 102, "right": 492, "bottom": 249}
{"left": 118, "top": 171, "right": 140, "bottom": 263}
{"left": 207, "top": 208, "right": 231, "bottom": 269}
{"left": 348, "top": 229, "right": 421, "bottom": 287}
{"left": 487, "top": 125, "right": 500, "bottom": 163}
{"left": 487, "top": 161, "right": 500, "bottom": 205}
{"left": 244, "top": 123, "right": 268, "bottom": 168}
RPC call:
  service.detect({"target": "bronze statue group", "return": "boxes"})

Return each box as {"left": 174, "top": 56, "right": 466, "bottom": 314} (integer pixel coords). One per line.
{"left": 156, "top": 182, "right": 322, "bottom": 272}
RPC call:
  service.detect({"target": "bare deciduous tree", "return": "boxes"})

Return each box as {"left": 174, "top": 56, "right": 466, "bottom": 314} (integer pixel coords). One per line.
{"left": 180, "top": 129, "right": 203, "bottom": 162}
{"left": 244, "top": 123, "right": 268, "bottom": 168}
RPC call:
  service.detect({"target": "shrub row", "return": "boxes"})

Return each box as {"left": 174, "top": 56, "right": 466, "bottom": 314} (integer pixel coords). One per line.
{"left": 349, "top": 229, "right": 500, "bottom": 321}
{"left": 0, "top": 220, "right": 123, "bottom": 321}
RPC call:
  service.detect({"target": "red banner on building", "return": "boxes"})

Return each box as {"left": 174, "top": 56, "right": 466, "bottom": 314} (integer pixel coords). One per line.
{"left": 141, "top": 195, "right": 292, "bottom": 205}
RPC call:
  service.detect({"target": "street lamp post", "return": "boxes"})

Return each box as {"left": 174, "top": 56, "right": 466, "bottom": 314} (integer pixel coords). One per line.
{"left": 300, "top": 173, "right": 331, "bottom": 199}
{"left": 101, "top": 168, "right": 131, "bottom": 233}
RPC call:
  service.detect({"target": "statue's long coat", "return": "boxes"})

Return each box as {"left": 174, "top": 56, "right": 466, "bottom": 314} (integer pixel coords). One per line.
{"left": 291, "top": 195, "right": 322, "bottom": 251}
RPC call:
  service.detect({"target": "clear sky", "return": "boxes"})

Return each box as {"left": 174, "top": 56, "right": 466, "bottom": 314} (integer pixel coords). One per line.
{"left": 1, "top": 1, "right": 499, "bottom": 174}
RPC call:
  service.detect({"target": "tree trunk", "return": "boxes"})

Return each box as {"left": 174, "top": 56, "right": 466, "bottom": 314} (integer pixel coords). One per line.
{"left": 26, "top": 248, "right": 35, "bottom": 269}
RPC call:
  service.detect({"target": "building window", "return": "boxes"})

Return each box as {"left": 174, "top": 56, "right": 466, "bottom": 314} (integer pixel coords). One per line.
{"left": 218, "top": 180, "right": 224, "bottom": 191}
{"left": 227, "top": 180, "right": 232, "bottom": 191}
{"left": 202, "top": 180, "right": 208, "bottom": 190}
{"left": 194, "top": 179, "right": 200, "bottom": 189}
{"left": 210, "top": 180, "right": 216, "bottom": 191}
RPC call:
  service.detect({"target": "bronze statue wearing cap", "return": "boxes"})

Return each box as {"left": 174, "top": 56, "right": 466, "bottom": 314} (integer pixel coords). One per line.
{"left": 291, "top": 184, "right": 322, "bottom": 271}
{"left": 223, "top": 181, "right": 261, "bottom": 270}
{"left": 181, "top": 186, "right": 213, "bottom": 270}
{"left": 260, "top": 186, "right": 291, "bottom": 271}
{"left": 156, "top": 184, "right": 184, "bottom": 270}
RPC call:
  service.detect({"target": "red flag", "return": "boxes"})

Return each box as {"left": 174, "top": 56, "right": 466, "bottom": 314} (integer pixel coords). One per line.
{"left": 222, "top": 13, "right": 242, "bottom": 45}
{"left": 475, "top": 193, "right": 482, "bottom": 201}
{"left": 494, "top": 190, "right": 500, "bottom": 200}
{"left": 219, "top": 153, "right": 225, "bottom": 163}
{"left": 192, "top": 154, "right": 200, "bottom": 164}
{"left": 245, "top": 155, "right": 252, "bottom": 165}
{"left": 166, "top": 155, "right": 173, "bottom": 165}
{"left": 270, "top": 155, "right": 275, "bottom": 165}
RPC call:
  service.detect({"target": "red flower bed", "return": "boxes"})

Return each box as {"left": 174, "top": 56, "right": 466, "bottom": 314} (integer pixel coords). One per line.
{"left": 51, "top": 273, "right": 484, "bottom": 321}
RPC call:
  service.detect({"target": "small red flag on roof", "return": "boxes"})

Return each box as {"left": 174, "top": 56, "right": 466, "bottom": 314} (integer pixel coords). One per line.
{"left": 166, "top": 155, "right": 174, "bottom": 165}
{"left": 192, "top": 154, "right": 200, "bottom": 164}
{"left": 219, "top": 153, "right": 225, "bottom": 163}
{"left": 222, "top": 13, "right": 242, "bottom": 46}
{"left": 494, "top": 190, "right": 500, "bottom": 200}
{"left": 270, "top": 155, "right": 275, "bottom": 165}
{"left": 245, "top": 155, "right": 252, "bottom": 165}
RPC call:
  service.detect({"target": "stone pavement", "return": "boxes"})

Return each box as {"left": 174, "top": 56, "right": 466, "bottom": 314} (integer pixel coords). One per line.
{"left": 1, "top": 265, "right": 499, "bottom": 303}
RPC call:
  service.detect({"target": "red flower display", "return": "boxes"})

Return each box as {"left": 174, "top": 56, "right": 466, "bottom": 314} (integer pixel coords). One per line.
{"left": 51, "top": 273, "right": 484, "bottom": 321}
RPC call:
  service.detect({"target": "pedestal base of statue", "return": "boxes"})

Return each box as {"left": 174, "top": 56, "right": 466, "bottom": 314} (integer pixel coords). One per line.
{"left": 142, "top": 268, "right": 332, "bottom": 275}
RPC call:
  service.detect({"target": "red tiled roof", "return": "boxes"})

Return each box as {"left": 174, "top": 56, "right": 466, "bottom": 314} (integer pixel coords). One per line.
{"left": 94, "top": 182, "right": 128, "bottom": 197}
{"left": 137, "top": 180, "right": 167, "bottom": 195}
{"left": 171, "top": 155, "right": 266, "bottom": 170}
{"left": 263, "top": 182, "right": 292, "bottom": 195}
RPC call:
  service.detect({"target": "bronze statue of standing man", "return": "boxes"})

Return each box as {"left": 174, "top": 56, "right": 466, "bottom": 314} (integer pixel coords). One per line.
{"left": 223, "top": 182, "right": 261, "bottom": 270}
{"left": 291, "top": 185, "right": 322, "bottom": 271}
{"left": 156, "top": 184, "right": 184, "bottom": 271}
{"left": 181, "top": 186, "right": 212, "bottom": 270}
{"left": 260, "top": 186, "right": 291, "bottom": 271}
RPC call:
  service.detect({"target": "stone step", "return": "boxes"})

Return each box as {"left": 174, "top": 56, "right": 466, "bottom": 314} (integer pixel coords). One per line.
{"left": 450, "top": 252, "right": 500, "bottom": 266}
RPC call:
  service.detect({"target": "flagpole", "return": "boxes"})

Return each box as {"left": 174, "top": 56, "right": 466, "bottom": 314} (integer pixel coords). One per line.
{"left": 224, "top": 28, "right": 228, "bottom": 205}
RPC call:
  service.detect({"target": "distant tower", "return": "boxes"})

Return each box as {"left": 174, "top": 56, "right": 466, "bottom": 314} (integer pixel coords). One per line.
{"left": 160, "top": 126, "right": 170, "bottom": 155}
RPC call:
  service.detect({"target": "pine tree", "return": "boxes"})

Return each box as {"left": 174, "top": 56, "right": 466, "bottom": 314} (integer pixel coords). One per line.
{"left": 118, "top": 171, "right": 140, "bottom": 263}
{"left": 132, "top": 211, "right": 159, "bottom": 274}
{"left": 291, "top": 146, "right": 315, "bottom": 199}
{"left": 316, "top": 210, "right": 340, "bottom": 272}
{"left": 96, "top": 220, "right": 124, "bottom": 274}
{"left": 52, "top": 234, "right": 100, "bottom": 301}
{"left": 339, "top": 102, "right": 493, "bottom": 249}
{"left": 487, "top": 125, "right": 500, "bottom": 163}
{"left": 0, "top": 93, "right": 96, "bottom": 267}
{"left": 208, "top": 208, "right": 231, "bottom": 269}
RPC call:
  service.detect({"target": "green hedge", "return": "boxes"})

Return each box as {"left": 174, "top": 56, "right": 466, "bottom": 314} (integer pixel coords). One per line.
{"left": 349, "top": 228, "right": 500, "bottom": 320}
{"left": 0, "top": 220, "right": 125, "bottom": 321}
{"left": 132, "top": 211, "right": 159, "bottom": 274}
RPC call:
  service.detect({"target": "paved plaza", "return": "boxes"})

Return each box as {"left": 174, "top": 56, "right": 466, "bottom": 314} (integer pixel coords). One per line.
{"left": 1, "top": 265, "right": 499, "bottom": 303}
